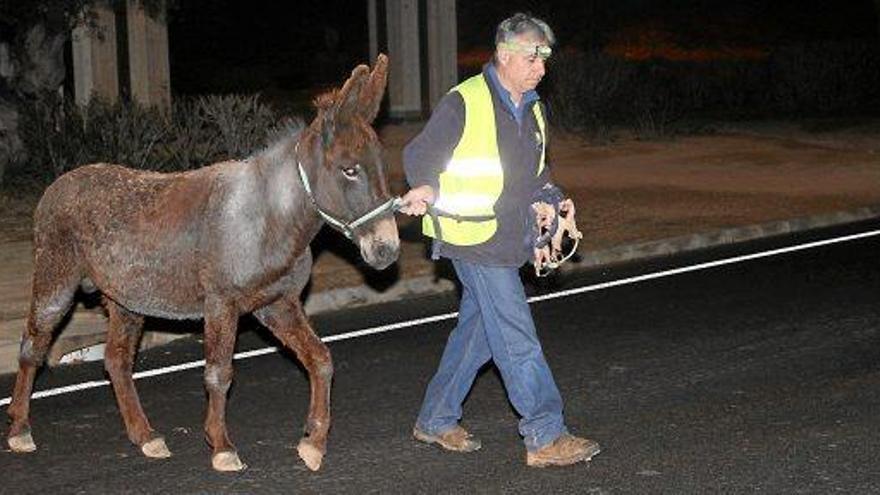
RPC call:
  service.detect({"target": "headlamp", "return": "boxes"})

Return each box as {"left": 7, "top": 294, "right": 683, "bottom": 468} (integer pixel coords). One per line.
{"left": 498, "top": 41, "right": 552, "bottom": 60}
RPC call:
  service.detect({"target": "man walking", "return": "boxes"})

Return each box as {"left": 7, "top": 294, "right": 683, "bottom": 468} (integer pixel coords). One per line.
{"left": 399, "top": 12, "right": 600, "bottom": 467}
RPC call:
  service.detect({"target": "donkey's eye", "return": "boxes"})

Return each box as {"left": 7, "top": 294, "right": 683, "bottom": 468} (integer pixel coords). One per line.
{"left": 342, "top": 164, "right": 361, "bottom": 180}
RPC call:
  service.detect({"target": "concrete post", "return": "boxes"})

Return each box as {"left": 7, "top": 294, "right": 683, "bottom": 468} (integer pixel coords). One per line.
{"left": 385, "top": 0, "right": 421, "bottom": 119}
{"left": 126, "top": 0, "right": 171, "bottom": 111}
{"left": 368, "top": 0, "right": 379, "bottom": 64}
{"left": 426, "top": 0, "right": 457, "bottom": 109}
{"left": 875, "top": 1, "right": 880, "bottom": 42}
{"left": 0, "top": 43, "right": 12, "bottom": 80}
{"left": 71, "top": 4, "right": 119, "bottom": 106}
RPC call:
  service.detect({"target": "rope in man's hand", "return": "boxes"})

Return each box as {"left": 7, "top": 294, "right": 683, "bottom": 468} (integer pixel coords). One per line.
{"left": 531, "top": 198, "right": 582, "bottom": 277}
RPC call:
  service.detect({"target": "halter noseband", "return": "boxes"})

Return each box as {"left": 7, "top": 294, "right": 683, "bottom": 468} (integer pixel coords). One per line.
{"left": 295, "top": 142, "right": 402, "bottom": 240}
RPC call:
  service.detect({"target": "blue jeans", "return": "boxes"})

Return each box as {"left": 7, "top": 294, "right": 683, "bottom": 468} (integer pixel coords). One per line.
{"left": 415, "top": 259, "right": 567, "bottom": 451}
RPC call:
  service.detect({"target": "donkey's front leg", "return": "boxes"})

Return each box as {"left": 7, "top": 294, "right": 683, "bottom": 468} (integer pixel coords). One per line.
{"left": 255, "top": 299, "right": 332, "bottom": 471}
{"left": 202, "top": 297, "right": 245, "bottom": 472}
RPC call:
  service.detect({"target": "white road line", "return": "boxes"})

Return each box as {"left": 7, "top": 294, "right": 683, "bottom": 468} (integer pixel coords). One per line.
{"left": 528, "top": 228, "right": 880, "bottom": 303}
{"left": 2, "top": 228, "right": 878, "bottom": 407}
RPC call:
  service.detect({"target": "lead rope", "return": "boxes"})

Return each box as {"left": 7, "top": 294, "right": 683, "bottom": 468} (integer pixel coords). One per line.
{"left": 532, "top": 200, "right": 582, "bottom": 278}
{"left": 534, "top": 235, "right": 580, "bottom": 277}
{"left": 424, "top": 205, "right": 496, "bottom": 260}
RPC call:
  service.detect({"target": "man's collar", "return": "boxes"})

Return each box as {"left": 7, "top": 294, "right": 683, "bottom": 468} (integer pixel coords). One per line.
{"left": 484, "top": 63, "right": 539, "bottom": 111}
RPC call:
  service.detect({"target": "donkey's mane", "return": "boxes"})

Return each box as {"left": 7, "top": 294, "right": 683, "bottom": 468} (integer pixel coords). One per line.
{"left": 253, "top": 118, "right": 307, "bottom": 159}
{"left": 313, "top": 90, "right": 339, "bottom": 112}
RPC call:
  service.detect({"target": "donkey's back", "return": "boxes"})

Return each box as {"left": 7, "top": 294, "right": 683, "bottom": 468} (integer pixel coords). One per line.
{"left": 38, "top": 162, "right": 217, "bottom": 242}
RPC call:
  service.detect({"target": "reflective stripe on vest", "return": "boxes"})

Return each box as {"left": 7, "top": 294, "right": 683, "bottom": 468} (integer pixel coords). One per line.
{"left": 423, "top": 74, "right": 547, "bottom": 246}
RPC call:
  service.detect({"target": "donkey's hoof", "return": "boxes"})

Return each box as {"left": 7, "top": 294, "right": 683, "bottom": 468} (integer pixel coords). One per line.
{"left": 8, "top": 432, "right": 37, "bottom": 453}
{"left": 212, "top": 451, "right": 247, "bottom": 472}
{"left": 141, "top": 436, "right": 172, "bottom": 459}
{"left": 297, "top": 439, "right": 324, "bottom": 471}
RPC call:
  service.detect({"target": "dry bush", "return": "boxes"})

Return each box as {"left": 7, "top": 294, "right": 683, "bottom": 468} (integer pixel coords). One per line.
{"left": 10, "top": 93, "right": 278, "bottom": 187}
{"left": 769, "top": 41, "right": 880, "bottom": 116}
{"left": 543, "top": 39, "right": 880, "bottom": 139}
{"left": 545, "top": 49, "right": 635, "bottom": 140}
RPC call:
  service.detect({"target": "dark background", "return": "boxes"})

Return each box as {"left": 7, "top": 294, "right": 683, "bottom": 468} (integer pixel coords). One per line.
{"left": 167, "top": 0, "right": 879, "bottom": 95}
{"left": 4, "top": 0, "right": 880, "bottom": 187}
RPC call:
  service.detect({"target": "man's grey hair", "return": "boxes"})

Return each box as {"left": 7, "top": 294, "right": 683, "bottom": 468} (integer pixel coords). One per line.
{"left": 495, "top": 13, "right": 556, "bottom": 46}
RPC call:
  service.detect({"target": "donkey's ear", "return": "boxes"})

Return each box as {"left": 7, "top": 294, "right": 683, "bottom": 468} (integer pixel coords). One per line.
{"left": 358, "top": 53, "right": 389, "bottom": 123}
{"left": 334, "top": 64, "right": 370, "bottom": 123}
{"left": 318, "top": 64, "right": 369, "bottom": 148}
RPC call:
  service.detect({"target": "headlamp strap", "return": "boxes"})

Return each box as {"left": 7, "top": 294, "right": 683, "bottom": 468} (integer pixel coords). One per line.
{"left": 498, "top": 41, "right": 552, "bottom": 60}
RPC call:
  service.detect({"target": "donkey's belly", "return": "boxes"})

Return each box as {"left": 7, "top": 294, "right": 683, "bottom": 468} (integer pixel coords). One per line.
{"left": 98, "top": 277, "right": 206, "bottom": 320}
{"left": 84, "top": 240, "right": 207, "bottom": 320}
{"left": 86, "top": 242, "right": 312, "bottom": 320}
{"left": 105, "top": 282, "right": 205, "bottom": 320}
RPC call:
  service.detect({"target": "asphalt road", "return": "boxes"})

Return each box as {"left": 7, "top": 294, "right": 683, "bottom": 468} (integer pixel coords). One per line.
{"left": 2, "top": 222, "right": 879, "bottom": 494}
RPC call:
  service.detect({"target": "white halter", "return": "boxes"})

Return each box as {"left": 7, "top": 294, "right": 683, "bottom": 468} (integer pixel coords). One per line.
{"left": 295, "top": 143, "right": 401, "bottom": 239}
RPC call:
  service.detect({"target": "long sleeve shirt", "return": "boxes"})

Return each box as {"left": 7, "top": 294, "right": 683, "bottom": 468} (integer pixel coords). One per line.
{"left": 403, "top": 63, "right": 552, "bottom": 267}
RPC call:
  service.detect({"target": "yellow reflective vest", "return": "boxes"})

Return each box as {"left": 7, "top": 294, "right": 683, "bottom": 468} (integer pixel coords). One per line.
{"left": 423, "top": 73, "right": 546, "bottom": 246}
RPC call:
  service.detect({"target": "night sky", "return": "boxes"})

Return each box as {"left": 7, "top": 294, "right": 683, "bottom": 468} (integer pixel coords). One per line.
{"left": 167, "top": 0, "right": 879, "bottom": 95}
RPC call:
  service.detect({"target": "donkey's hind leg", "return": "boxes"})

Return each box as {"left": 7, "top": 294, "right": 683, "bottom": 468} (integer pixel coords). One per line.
{"left": 255, "top": 299, "right": 333, "bottom": 471}
{"left": 104, "top": 301, "right": 171, "bottom": 459}
{"left": 7, "top": 260, "right": 81, "bottom": 453}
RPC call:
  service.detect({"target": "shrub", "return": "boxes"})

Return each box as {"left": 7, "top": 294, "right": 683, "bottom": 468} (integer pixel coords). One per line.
{"left": 621, "top": 61, "right": 684, "bottom": 139}
{"left": 545, "top": 49, "right": 635, "bottom": 140}
{"left": 768, "top": 41, "right": 880, "bottom": 116}
{"left": 11, "top": 93, "right": 278, "bottom": 186}
{"left": 196, "top": 94, "right": 277, "bottom": 159}
{"left": 543, "top": 39, "right": 880, "bottom": 136}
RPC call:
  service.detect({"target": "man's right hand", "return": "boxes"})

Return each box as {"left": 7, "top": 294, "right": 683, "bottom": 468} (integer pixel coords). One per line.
{"left": 399, "top": 185, "right": 435, "bottom": 216}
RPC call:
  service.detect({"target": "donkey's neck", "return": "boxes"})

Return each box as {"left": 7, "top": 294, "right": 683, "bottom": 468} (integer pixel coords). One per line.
{"left": 254, "top": 135, "right": 324, "bottom": 246}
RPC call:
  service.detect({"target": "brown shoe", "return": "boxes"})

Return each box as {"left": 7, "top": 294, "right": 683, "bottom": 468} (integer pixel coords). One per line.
{"left": 526, "top": 433, "right": 601, "bottom": 467}
{"left": 413, "top": 425, "right": 481, "bottom": 453}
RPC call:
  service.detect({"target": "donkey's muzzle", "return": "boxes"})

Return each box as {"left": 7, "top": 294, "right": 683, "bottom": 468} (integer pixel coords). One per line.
{"left": 358, "top": 218, "right": 400, "bottom": 270}
{"left": 366, "top": 239, "right": 399, "bottom": 270}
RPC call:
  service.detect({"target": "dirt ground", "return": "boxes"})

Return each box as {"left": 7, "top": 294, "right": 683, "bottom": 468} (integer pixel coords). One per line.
{"left": 2, "top": 119, "right": 880, "bottom": 310}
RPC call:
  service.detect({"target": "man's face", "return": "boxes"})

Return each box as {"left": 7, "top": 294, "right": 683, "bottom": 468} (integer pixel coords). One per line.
{"left": 496, "top": 34, "right": 551, "bottom": 97}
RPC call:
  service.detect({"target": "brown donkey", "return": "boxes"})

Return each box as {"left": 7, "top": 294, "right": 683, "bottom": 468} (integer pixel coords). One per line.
{"left": 6, "top": 55, "right": 397, "bottom": 472}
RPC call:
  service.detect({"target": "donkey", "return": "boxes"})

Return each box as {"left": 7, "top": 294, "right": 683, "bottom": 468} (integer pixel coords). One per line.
{"left": 6, "top": 55, "right": 396, "bottom": 472}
